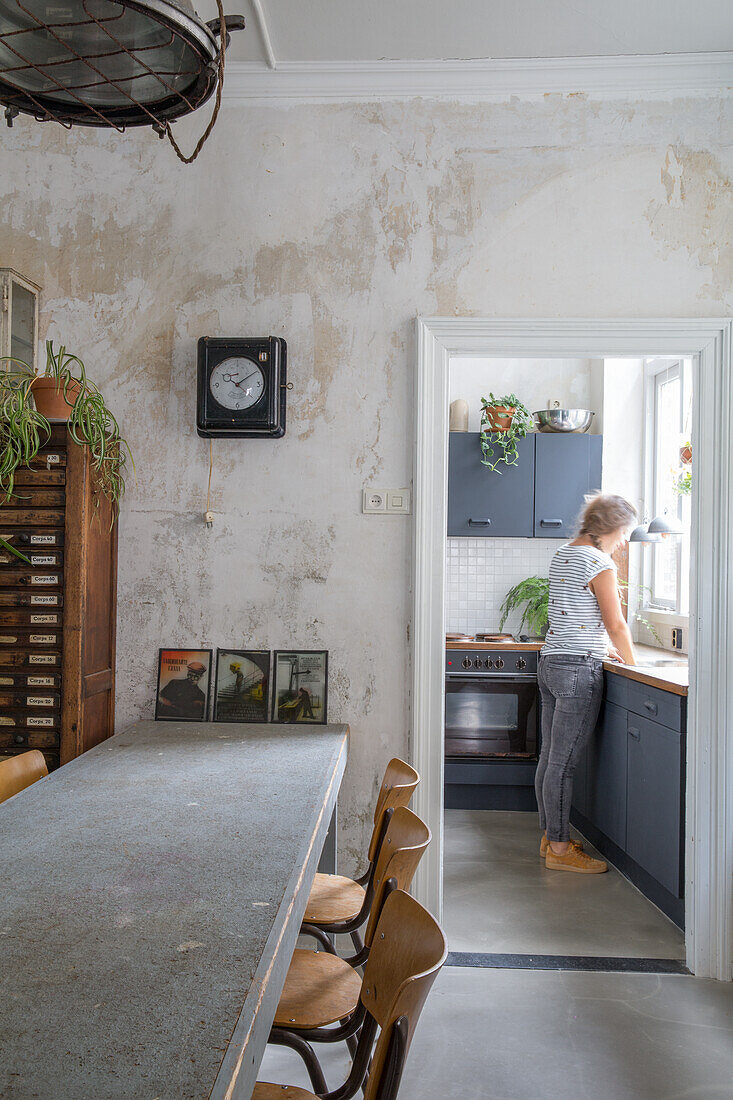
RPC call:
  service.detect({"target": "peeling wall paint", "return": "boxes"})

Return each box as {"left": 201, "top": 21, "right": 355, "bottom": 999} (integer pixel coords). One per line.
{"left": 1, "top": 94, "right": 731, "bottom": 870}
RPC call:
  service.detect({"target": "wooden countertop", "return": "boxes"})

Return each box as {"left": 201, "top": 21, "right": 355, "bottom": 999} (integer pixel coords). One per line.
{"left": 0, "top": 720, "right": 348, "bottom": 1100}
{"left": 603, "top": 645, "right": 689, "bottom": 696}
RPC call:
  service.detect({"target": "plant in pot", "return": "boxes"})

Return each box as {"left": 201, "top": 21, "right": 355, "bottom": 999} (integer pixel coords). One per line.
{"left": 479, "top": 392, "right": 534, "bottom": 472}
{"left": 499, "top": 576, "right": 549, "bottom": 637}
{"left": 0, "top": 341, "right": 133, "bottom": 530}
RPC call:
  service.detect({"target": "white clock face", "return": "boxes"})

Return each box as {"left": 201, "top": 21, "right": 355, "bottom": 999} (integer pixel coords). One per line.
{"left": 209, "top": 357, "right": 265, "bottom": 411}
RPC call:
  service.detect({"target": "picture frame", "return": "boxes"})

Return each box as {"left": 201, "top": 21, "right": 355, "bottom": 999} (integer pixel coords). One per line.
{"left": 155, "top": 649, "right": 212, "bottom": 721}
{"left": 213, "top": 649, "right": 270, "bottom": 723}
{"left": 272, "top": 650, "right": 328, "bottom": 724}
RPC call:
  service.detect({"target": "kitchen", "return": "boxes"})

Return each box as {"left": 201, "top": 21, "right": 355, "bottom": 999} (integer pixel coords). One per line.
{"left": 443, "top": 354, "right": 691, "bottom": 961}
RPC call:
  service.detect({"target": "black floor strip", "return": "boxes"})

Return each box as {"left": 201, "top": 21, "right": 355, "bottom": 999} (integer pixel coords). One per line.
{"left": 445, "top": 952, "right": 689, "bottom": 974}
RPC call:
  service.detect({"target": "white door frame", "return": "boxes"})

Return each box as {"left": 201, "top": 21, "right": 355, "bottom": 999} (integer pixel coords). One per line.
{"left": 411, "top": 317, "right": 733, "bottom": 982}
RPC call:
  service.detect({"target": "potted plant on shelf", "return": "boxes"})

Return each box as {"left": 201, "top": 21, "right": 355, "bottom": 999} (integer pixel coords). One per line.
{"left": 479, "top": 392, "right": 534, "bottom": 472}
{"left": 498, "top": 576, "right": 549, "bottom": 637}
{"left": 0, "top": 341, "right": 133, "bottom": 524}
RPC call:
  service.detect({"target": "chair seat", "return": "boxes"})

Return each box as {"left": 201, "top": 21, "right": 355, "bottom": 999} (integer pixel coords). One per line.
{"left": 303, "top": 872, "right": 366, "bottom": 924}
{"left": 253, "top": 1084, "right": 317, "bottom": 1099}
{"left": 274, "top": 948, "right": 362, "bottom": 1029}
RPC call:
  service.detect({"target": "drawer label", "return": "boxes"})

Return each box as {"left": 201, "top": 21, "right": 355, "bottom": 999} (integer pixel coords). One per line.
{"left": 0, "top": 716, "right": 15, "bottom": 726}
{"left": 31, "top": 594, "right": 58, "bottom": 605}
{"left": 30, "top": 634, "right": 57, "bottom": 644}
{"left": 28, "top": 654, "right": 57, "bottom": 665}
{"left": 29, "top": 535, "right": 58, "bottom": 546}
{"left": 26, "top": 695, "right": 54, "bottom": 707}
{"left": 29, "top": 555, "right": 57, "bottom": 566}
{"left": 27, "top": 716, "right": 54, "bottom": 727}
{"left": 0, "top": 635, "right": 18, "bottom": 644}
{"left": 27, "top": 676, "right": 54, "bottom": 687}
{"left": 44, "top": 454, "right": 61, "bottom": 465}
{"left": 0, "top": 676, "right": 12, "bottom": 686}
{"left": 30, "top": 614, "right": 58, "bottom": 624}
{"left": 30, "top": 575, "right": 59, "bottom": 586}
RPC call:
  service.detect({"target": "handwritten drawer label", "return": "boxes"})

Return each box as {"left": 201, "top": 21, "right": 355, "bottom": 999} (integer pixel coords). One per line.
{"left": 30, "top": 634, "right": 57, "bottom": 644}
{"left": 0, "top": 635, "right": 18, "bottom": 643}
{"left": 27, "top": 676, "right": 54, "bottom": 686}
{"left": 27, "top": 716, "right": 54, "bottom": 727}
{"left": 0, "top": 716, "right": 15, "bottom": 726}
{"left": 30, "top": 614, "right": 58, "bottom": 624}
{"left": 28, "top": 654, "right": 57, "bottom": 665}
{"left": 31, "top": 594, "right": 58, "bottom": 605}
{"left": 30, "top": 575, "right": 58, "bottom": 586}
{"left": 44, "top": 454, "right": 61, "bottom": 465}
{"left": 29, "top": 535, "right": 57, "bottom": 546}
{"left": 26, "top": 695, "right": 54, "bottom": 707}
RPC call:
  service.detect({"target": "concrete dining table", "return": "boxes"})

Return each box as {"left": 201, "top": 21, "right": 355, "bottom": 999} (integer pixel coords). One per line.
{"left": 0, "top": 719, "right": 348, "bottom": 1099}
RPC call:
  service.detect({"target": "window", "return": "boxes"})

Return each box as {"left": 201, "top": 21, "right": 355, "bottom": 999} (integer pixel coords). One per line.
{"left": 643, "top": 359, "right": 693, "bottom": 612}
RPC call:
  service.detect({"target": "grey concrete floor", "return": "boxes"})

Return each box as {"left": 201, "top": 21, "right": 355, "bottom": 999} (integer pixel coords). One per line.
{"left": 257, "top": 967, "right": 733, "bottom": 1098}
{"left": 443, "top": 809, "right": 685, "bottom": 959}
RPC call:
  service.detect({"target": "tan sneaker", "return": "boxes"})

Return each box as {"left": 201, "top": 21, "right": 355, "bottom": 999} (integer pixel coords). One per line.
{"left": 540, "top": 833, "right": 583, "bottom": 858}
{"left": 545, "top": 846, "right": 607, "bottom": 873}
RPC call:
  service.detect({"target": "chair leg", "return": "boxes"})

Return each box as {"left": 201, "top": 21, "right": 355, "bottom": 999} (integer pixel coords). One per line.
{"left": 268, "top": 1027, "right": 329, "bottom": 1095}
{"left": 301, "top": 923, "right": 338, "bottom": 954}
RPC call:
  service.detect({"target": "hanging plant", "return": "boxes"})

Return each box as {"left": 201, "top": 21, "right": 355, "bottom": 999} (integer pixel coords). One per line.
{"left": 499, "top": 576, "right": 549, "bottom": 637}
{"left": 675, "top": 468, "right": 692, "bottom": 496}
{"left": 479, "top": 392, "right": 534, "bottom": 472}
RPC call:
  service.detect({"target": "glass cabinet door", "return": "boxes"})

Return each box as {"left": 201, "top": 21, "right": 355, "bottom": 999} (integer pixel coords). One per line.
{"left": 1, "top": 269, "right": 40, "bottom": 372}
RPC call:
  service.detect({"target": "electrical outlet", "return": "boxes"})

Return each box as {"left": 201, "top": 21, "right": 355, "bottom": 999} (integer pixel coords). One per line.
{"left": 362, "top": 489, "right": 387, "bottom": 513}
{"left": 387, "top": 489, "right": 411, "bottom": 514}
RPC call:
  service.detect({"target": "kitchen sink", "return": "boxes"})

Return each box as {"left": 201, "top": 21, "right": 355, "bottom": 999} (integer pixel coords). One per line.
{"left": 635, "top": 658, "right": 687, "bottom": 668}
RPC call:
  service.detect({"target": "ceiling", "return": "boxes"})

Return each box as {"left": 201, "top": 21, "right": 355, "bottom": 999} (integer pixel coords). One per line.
{"left": 197, "top": 0, "right": 733, "bottom": 66}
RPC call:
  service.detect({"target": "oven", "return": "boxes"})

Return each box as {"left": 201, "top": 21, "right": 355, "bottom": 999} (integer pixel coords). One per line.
{"left": 444, "top": 648, "right": 540, "bottom": 810}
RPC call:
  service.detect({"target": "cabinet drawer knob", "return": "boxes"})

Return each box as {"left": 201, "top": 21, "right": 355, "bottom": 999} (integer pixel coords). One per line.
{"left": 628, "top": 726, "right": 641, "bottom": 741}
{"left": 540, "top": 519, "right": 563, "bottom": 528}
{"left": 468, "top": 518, "right": 491, "bottom": 527}
{"left": 643, "top": 701, "right": 658, "bottom": 715}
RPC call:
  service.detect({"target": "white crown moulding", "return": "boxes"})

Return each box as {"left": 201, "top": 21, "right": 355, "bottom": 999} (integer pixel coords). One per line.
{"left": 222, "top": 52, "right": 733, "bottom": 103}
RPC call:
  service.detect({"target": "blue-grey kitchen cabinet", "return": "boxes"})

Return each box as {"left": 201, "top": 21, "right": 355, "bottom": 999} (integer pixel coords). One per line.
{"left": 626, "top": 714, "right": 684, "bottom": 898}
{"left": 534, "top": 433, "right": 603, "bottom": 538}
{"left": 586, "top": 699, "right": 628, "bottom": 849}
{"left": 447, "top": 433, "right": 536, "bottom": 537}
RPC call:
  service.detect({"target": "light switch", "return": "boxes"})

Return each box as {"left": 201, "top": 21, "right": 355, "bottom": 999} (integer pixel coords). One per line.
{"left": 387, "top": 490, "right": 411, "bottom": 515}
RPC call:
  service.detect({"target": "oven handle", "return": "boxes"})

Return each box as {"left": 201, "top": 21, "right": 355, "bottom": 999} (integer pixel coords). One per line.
{"left": 445, "top": 673, "right": 538, "bottom": 682}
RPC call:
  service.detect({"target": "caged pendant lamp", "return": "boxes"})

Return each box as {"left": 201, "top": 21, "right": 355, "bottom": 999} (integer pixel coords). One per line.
{"left": 0, "top": 0, "right": 244, "bottom": 160}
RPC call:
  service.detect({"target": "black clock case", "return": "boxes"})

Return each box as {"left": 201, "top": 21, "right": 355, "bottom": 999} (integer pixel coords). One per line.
{"left": 196, "top": 336, "right": 287, "bottom": 438}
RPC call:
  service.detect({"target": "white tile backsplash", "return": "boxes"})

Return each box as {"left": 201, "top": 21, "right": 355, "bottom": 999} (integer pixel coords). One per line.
{"left": 445, "top": 538, "right": 564, "bottom": 637}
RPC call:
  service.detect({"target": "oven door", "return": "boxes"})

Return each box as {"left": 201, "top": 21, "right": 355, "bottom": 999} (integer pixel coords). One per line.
{"left": 445, "top": 675, "right": 539, "bottom": 760}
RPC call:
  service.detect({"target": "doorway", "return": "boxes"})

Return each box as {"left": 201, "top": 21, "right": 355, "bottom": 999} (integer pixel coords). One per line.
{"left": 411, "top": 319, "right": 733, "bottom": 981}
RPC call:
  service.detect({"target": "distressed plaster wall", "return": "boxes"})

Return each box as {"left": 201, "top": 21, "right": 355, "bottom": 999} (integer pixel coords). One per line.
{"left": 1, "top": 94, "right": 731, "bottom": 870}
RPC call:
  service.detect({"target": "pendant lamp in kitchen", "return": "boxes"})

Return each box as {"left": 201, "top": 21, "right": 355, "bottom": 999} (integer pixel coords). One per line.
{"left": 0, "top": 0, "right": 244, "bottom": 160}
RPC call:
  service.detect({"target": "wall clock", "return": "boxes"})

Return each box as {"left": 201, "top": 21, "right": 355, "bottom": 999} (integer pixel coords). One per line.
{"left": 196, "top": 336, "right": 288, "bottom": 438}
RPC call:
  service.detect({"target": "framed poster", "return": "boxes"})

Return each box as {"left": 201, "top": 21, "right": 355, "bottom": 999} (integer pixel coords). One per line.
{"left": 213, "top": 649, "right": 270, "bottom": 723}
{"left": 272, "top": 650, "right": 328, "bottom": 724}
{"left": 155, "top": 649, "right": 212, "bottom": 721}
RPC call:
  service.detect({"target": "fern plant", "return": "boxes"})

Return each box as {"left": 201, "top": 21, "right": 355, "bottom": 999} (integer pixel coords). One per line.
{"left": 499, "top": 576, "right": 549, "bottom": 637}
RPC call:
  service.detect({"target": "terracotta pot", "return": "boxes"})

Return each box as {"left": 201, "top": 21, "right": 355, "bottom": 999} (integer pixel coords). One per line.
{"left": 679, "top": 443, "right": 692, "bottom": 466}
{"left": 484, "top": 405, "right": 515, "bottom": 432}
{"left": 30, "top": 376, "right": 81, "bottom": 420}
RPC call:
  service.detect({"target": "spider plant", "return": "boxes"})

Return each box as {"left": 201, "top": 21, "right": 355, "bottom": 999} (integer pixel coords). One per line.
{"left": 499, "top": 575, "right": 549, "bottom": 637}
{"left": 479, "top": 392, "right": 534, "bottom": 473}
{"left": 0, "top": 364, "right": 50, "bottom": 561}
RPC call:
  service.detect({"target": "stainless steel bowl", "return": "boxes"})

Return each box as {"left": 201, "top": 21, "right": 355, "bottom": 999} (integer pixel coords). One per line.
{"left": 532, "top": 408, "right": 595, "bottom": 433}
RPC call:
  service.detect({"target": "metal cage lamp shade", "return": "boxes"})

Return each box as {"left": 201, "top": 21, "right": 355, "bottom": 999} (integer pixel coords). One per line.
{"left": 0, "top": 0, "right": 243, "bottom": 131}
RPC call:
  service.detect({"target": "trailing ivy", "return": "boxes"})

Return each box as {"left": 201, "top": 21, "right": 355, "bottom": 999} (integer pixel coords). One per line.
{"left": 479, "top": 392, "right": 534, "bottom": 472}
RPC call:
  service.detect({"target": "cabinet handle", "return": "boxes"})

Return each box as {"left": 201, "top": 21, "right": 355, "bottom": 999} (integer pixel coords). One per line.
{"left": 468, "top": 518, "right": 491, "bottom": 527}
{"left": 643, "top": 701, "right": 658, "bottom": 716}
{"left": 628, "top": 726, "right": 641, "bottom": 740}
{"left": 540, "top": 519, "right": 563, "bottom": 528}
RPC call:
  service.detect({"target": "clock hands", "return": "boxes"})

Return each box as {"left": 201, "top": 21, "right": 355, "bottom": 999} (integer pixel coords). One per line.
{"left": 232, "top": 370, "right": 260, "bottom": 388}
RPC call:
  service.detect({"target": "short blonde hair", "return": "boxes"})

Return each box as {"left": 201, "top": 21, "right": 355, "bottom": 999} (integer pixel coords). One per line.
{"left": 577, "top": 493, "right": 636, "bottom": 549}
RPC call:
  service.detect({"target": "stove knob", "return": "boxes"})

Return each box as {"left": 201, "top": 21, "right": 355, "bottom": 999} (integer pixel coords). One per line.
{"left": 484, "top": 658, "right": 493, "bottom": 669}
{"left": 495, "top": 657, "right": 504, "bottom": 670}
{"left": 462, "top": 657, "right": 472, "bottom": 669}
{"left": 516, "top": 657, "right": 526, "bottom": 670}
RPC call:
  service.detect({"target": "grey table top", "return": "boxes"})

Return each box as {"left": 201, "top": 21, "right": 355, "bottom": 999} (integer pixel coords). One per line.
{"left": 0, "top": 720, "right": 348, "bottom": 1100}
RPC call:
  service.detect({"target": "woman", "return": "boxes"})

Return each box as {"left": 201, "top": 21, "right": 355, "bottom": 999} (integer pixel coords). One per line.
{"left": 535, "top": 493, "right": 637, "bottom": 873}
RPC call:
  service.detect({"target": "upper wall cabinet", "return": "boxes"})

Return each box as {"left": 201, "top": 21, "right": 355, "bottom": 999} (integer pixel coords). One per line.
{"left": 447, "top": 431, "right": 602, "bottom": 538}
{"left": 533, "top": 434, "right": 603, "bottom": 538}
{"left": 447, "top": 434, "right": 536, "bottom": 537}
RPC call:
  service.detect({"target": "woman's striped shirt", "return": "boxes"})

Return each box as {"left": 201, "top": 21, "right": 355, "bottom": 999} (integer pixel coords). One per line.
{"left": 541, "top": 543, "right": 616, "bottom": 658}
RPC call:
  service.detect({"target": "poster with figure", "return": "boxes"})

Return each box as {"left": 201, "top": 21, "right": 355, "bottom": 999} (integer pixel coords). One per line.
{"left": 272, "top": 650, "right": 328, "bottom": 724}
{"left": 155, "top": 649, "right": 212, "bottom": 721}
{"left": 213, "top": 649, "right": 270, "bottom": 723}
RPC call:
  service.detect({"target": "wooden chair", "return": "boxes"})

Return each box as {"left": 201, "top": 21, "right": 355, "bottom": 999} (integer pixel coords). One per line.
{"left": 302, "top": 758, "right": 419, "bottom": 956}
{"left": 0, "top": 750, "right": 48, "bottom": 805}
{"left": 269, "top": 806, "right": 430, "bottom": 1090}
{"left": 256, "top": 889, "right": 447, "bottom": 1100}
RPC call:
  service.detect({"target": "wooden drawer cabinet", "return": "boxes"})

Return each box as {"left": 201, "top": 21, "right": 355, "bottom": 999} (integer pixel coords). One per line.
{"left": 0, "top": 426, "right": 117, "bottom": 770}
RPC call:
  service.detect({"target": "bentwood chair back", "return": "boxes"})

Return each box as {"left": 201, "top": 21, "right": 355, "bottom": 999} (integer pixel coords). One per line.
{"left": 361, "top": 889, "right": 448, "bottom": 1100}
{"left": 368, "top": 758, "right": 420, "bottom": 862}
{"left": 0, "top": 751, "right": 48, "bottom": 805}
{"left": 363, "top": 806, "right": 431, "bottom": 946}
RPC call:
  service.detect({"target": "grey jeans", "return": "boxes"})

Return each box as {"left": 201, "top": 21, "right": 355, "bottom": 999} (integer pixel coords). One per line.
{"left": 535, "top": 653, "right": 604, "bottom": 843}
